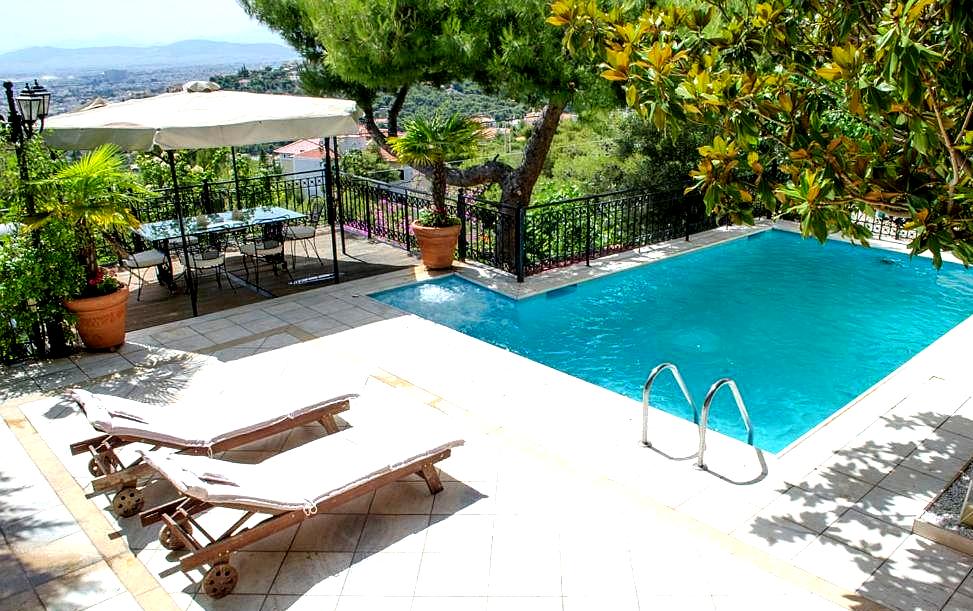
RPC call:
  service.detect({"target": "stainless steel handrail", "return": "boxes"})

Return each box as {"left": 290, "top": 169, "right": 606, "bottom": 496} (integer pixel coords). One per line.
{"left": 697, "top": 378, "right": 754, "bottom": 470}
{"left": 642, "top": 362, "right": 698, "bottom": 447}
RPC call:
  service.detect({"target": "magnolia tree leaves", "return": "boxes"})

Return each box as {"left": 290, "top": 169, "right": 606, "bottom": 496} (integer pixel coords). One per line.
{"left": 551, "top": 0, "right": 973, "bottom": 267}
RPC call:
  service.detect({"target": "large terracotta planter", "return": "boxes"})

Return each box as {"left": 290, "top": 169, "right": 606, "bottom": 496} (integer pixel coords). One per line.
{"left": 411, "top": 222, "right": 461, "bottom": 270}
{"left": 65, "top": 286, "right": 129, "bottom": 350}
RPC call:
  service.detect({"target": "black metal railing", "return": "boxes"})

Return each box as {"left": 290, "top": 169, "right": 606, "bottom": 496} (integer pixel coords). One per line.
{"left": 339, "top": 175, "right": 712, "bottom": 280}
{"left": 851, "top": 210, "right": 917, "bottom": 242}
{"left": 340, "top": 175, "right": 430, "bottom": 252}
{"left": 522, "top": 188, "right": 711, "bottom": 274}
{"left": 145, "top": 171, "right": 713, "bottom": 281}
{"left": 135, "top": 169, "right": 329, "bottom": 223}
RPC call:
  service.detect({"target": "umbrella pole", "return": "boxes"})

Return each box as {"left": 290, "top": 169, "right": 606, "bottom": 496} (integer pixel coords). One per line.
{"left": 324, "top": 139, "right": 340, "bottom": 284}
{"left": 332, "top": 136, "right": 347, "bottom": 255}
{"left": 167, "top": 151, "right": 198, "bottom": 316}
{"left": 231, "top": 146, "right": 241, "bottom": 208}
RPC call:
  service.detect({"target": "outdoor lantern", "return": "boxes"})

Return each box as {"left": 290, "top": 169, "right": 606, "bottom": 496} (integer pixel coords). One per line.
{"left": 16, "top": 80, "right": 52, "bottom": 130}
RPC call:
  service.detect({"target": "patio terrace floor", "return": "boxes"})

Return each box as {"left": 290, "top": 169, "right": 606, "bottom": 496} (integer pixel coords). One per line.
{"left": 119, "top": 229, "right": 416, "bottom": 331}
{"left": 1, "top": 224, "right": 973, "bottom": 610}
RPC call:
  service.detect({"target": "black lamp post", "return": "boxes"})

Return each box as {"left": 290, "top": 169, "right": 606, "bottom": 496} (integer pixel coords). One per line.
{"left": 2, "top": 80, "right": 64, "bottom": 357}
{"left": 3, "top": 80, "right": 53, "bottom": 215}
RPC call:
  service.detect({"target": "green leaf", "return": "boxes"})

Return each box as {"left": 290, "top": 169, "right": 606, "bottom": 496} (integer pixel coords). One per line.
{"left": 815, "top": 64, "right": 843, "bottom": 81}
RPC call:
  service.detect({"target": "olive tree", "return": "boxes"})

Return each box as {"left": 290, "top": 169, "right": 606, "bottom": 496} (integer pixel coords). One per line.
{"left": 239, "top": 0, "right": 622, "bottom": 211}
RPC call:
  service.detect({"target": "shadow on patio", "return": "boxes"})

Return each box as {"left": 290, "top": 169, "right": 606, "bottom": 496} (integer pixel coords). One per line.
{"left": 120, "top": 231, "right": 416, "bottom": 331}
{"left": 745, "top": 401, "right": 973, "bottom": 611}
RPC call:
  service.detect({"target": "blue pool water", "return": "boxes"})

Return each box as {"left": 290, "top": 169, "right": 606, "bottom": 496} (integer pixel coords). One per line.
{"left": 373, "top": 230, "right": 973, "bottom": 452}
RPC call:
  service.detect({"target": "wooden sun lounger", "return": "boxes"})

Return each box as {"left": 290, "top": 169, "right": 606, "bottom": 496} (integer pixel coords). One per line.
{"left": 67, "top": 391, "right": 351, "bottom": 518}
{"left": 141, "top": 449, "right": 451, "bottom": 598}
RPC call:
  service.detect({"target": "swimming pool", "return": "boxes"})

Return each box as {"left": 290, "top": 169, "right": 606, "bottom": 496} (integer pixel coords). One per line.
{"left": 373, "top": 229, "right": 973, "bottom": 452}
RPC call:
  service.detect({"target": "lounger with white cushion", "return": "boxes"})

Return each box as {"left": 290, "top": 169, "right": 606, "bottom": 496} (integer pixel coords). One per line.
{"left": 67, "top": 384, "right": 357, "bottom": 517}
{"left": 139, "top": 417, "right": 464, "bottom": 598}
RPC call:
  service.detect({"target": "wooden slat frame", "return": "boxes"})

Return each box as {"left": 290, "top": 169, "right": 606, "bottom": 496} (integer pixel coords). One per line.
{"left": 78, "top": 399, "right": 350, "bottom": 493}
{"left": 142, "top": 448, "right": 452, "bottom": 572}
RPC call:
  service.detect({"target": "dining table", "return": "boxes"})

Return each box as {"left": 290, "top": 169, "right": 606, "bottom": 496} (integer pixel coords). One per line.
{"left": 135, "top": 204, "right": 306, "bottom": 294}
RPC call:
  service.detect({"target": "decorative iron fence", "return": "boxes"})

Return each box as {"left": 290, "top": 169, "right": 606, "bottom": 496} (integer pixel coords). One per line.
{"left": 522, "top": 188, "right": 711, "bottom": 274}
{"left": 340, "top": 176, "right": 431, "bottom": 251}
{"left": 135, "top": 169, "right": 329, "bottom": 223}
{"left": 851, "top": 210, "right": 917, "bottom": 242}
{"left": 339, "top": 176, "right": 711, "bottom": 280}
{"left": 142, "top": 170, "right": 915, "bottom": 283}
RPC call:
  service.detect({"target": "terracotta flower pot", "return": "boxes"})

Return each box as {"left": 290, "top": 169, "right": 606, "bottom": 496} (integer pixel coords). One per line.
{"left": 65, "top": 286, "right": 129, "bottom": 350}
{"left": 411, "top": 222, "right": 461, "bottom": 270}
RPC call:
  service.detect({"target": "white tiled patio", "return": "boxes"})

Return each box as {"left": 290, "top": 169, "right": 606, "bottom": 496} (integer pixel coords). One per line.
{"left": 3, "top": 224, "right": 973, "bottom": 610}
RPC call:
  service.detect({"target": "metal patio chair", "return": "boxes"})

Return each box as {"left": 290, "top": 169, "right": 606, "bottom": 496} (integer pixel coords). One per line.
{"left": 181, "top": 232, "right": 235, "bottom": 293}
{"left": 107, "top": 234, "right": 167, "bottom": 301}
{"left": 237, "top": 220, "right": 292, "bottom": 286}
{"left": 284, "top": 203, "right": 325, "bottom": 270}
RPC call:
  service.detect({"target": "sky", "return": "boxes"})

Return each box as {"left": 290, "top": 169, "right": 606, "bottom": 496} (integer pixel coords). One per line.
{"left": 0, "top": 0, "right": 286, "bottom": 53}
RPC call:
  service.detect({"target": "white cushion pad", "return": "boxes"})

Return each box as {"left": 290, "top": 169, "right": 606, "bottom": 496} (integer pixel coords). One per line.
{"left": 286, "top": 226, "right": 316, "bottom": 240}
{"left": 67, "top": 354, "right": 369, "bottom": 448}
{"left": 124, "top": 249, "right": 166, "bottom": 268}
{"left": 141, "top": 391, "right": 464, "bottom": 512}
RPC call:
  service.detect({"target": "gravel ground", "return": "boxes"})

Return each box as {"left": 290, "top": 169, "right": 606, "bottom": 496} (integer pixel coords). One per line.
{"left": 924, "top": 462, "right": 973, "bottom": 538}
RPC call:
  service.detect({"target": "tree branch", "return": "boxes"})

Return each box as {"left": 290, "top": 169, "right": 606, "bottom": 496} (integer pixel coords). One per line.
{"left": 956, "top": 98, "right": 973, "bottom": 144}
{"left": 360, "top": 102, "right": 389, "bottom": 150}
{"left": 929, "top": 87, "right": 968, "bottom": 189}
{"left": 507, "top": 100, "right": 568, "bottom": 200}
{"left": 387, "top": 86, "right": 409, "bottom": 138}
{"left": 442, "top": 160, "right": 513, "bottom": 187}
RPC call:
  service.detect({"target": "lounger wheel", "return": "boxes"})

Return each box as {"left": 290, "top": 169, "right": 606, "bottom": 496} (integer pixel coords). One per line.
{"left": 87, "top": 457, "right": 104, "bottom": 477}
{"left": 111, "top": 486, "right": 144, "bottom": 518}
{"left": 203, "top": 562, "right": 238, "bottom": 599}
{"left": 159, "top": 521, "right": 193, "bottom": 551}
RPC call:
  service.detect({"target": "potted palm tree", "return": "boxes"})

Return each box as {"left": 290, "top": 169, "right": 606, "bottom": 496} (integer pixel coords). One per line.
{"left": 388, "top": 113, "right": 484, "bottom": 269}
{"left": 31, "top": 144, "right": 146, "bottom": 350}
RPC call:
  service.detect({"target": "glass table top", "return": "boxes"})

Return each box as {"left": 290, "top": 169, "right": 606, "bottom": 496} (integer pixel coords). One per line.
{"left": 136, "top": 206, "right": 306, "bottom": 242}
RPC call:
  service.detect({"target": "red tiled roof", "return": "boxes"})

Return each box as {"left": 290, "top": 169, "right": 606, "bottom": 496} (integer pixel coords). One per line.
{"left": 274, "top": 127, "right": 400, "bottom": 161}
{"left": 273, "top": 138, "right": 323, "bottom": 156}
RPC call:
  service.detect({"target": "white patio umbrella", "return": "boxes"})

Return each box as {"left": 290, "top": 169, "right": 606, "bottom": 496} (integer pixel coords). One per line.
{"left": 43, "top": 81, "right": 361, "bottom": 316}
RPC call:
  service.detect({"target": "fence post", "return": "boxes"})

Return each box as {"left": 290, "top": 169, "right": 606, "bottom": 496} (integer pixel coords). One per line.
{"left": 332, "top": 152, "right": 348, "bottom": 255}
{"left": 457, "top": 189, "right": 468, "bottom": 261}
{"left": 201, "top": 179, "right": 212, "bottom": 214}
{"left": 585, "top": 205, "right": 592, "bottom": 266}
{"left": 515, "top": 206, "right": 526, "bottom": 283}
{"left": 404, "top": 197, "right": 412, "bottom": 252}
{"left": 684, "top": 198, "right": 691, "bottom": 241}
{"left": 365, "top": 185, "right": 373, "bottom": 239}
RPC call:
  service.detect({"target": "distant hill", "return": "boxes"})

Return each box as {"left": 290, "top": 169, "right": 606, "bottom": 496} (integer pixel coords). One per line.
{"left": 0, "top": 40, "right": 298, "bottom": 75}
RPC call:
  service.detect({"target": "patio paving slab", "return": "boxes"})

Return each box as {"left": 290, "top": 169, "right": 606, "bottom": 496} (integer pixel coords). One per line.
{"left": 5, "top": 223, "right": 973, "bottom": 609}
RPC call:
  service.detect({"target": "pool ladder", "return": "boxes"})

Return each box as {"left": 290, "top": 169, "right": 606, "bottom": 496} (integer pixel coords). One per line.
{"left": 642, "top": 362, "right": 754, "bottom": 470}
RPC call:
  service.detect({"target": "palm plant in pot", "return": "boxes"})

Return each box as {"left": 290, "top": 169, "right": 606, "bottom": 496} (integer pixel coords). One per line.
{"left": 31, "top": 144, "right": 147, "bottom": 350}
{"left": 388, "top": 113, "right": 483, "bottom": 269}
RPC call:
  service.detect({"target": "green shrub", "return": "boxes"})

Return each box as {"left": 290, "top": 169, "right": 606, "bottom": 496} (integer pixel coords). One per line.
{"left": 0, "top": 221, "right": 82, "bottom": 362}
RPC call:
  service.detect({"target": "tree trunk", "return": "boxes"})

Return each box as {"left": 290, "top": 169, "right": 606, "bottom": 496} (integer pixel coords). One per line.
{"left": 433, "top": 163, "right": 447, "bottom": 216}
{"left": 497, "top": 100, "right": 567, "bottom": 209}
{"left": 387, "top": 86, "right": 409, "bottom": 138}
{"left": 363, "top": 97, "right": 568, "bottom": 274}
{"left": 493, "top": 101, "right": 567, "bottom": 271}
{"left": 78, "top": 223, "right": 99, "bottom": 281}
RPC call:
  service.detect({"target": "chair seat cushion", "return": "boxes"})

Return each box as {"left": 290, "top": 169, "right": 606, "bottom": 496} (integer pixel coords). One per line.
{"left": 182, "top": 251, "right": 225, "bottom": 269}
{"left": 285, "top": 226, "right": 316, "bottom": 240}
{"left": 123, "top": 249, "right": 167, "bottom": 268}
{"left": 240, "top": 240, "right": 283, "bottom": 257}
